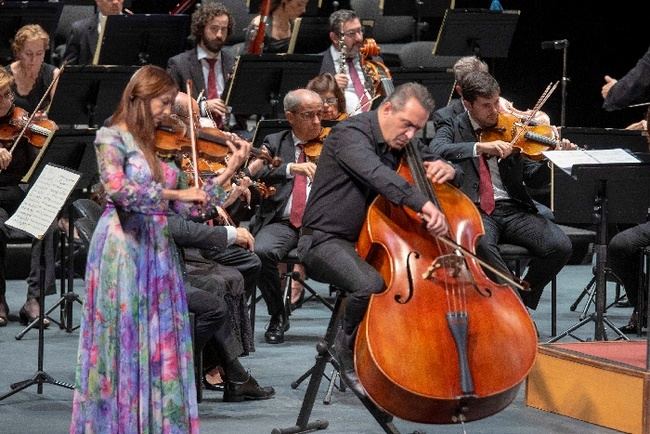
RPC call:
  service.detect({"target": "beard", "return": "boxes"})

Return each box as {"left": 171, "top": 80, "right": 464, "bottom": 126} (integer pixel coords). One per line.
{"left": 202, "top": 37, "right": 225, "bottom": 54}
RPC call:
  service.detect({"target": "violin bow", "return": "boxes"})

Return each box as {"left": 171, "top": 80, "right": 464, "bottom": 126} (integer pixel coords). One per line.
{"left": 509, "top": 81, "right": 558, "bottom": 146}
{"left": 186, "top": 80, "right": 200, "bottom": 187}
{"left": 6, "top": 61, "right": 66, "bottom": 157}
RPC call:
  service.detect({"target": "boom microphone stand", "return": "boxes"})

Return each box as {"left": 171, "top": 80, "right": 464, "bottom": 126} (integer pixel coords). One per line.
{"left": 541, "top": 39, "right": 569, "bottom": 127}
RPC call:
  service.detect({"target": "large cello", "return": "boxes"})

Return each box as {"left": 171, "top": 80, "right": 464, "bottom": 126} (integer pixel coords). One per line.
{"left": 354, "top": 134, "right": 538, "bottom": 423}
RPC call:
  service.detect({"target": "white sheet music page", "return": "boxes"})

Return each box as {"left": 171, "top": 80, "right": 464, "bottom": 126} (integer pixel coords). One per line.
{"left": 543, "top": 148, "right": 640, "bottom": 174}
{"left": 5, "top": 164, "right": 81, "bottom": 240}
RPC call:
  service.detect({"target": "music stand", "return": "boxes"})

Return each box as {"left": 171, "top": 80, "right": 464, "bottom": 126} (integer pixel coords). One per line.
{"left": 16, "top": 129, "right": 97, "bottom": 337}
{"left": 0, "top": 1, "right": 63, "bottom": 64}
{"left": 287, "top": 17, "right": 331, "bottom": 54}
{"left": 0, "top": 163, "right": 81, "bottom": 401}
{"left": 47, "top": 65, "right": 137, "bottom": 128}
{"left": 548, "top": 161, "right": 650, "bottom": 342}
{"left": 224, "top": 54, "right": 323, "bottom": 118}
{"left": 390, "top": 66, "right": 455, "bottom": 109}
{"left": 94, "top": 14, "right": 190, "bottom": 67}
{"left": 433, "top": 9, "right": 520, "bottom": 58}
{"left": 248, "top": 0, "right": 349, "bottom": 16}
{"left": 380, "top": 0, "right": 451, "bottom": 41}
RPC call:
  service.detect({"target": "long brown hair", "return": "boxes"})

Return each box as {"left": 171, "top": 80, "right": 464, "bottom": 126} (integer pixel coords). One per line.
{"left": 110, "top": 65, "right": 177, "bottom": 182}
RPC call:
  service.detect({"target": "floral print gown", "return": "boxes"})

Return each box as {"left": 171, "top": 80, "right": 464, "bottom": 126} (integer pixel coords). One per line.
{"left": 70, "top": 127, "right": 227, "bottom": 434}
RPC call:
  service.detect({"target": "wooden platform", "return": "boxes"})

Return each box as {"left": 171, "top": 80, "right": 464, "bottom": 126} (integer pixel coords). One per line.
{"left": 526, "top": 341, "right": 650, "bottom": 434}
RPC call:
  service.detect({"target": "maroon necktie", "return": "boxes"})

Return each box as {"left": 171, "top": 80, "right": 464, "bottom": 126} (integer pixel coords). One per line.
{"left": 290, "top": 145, "right": 306, "bottom": 228}
{"left": 346, "top": 58, "right": 370, "bottom": 112}
{"left": 206, "top": 58, "right": 219, "bottom": 100}
{"left": 478, "top": 154, "right": 495, "bottom": 215}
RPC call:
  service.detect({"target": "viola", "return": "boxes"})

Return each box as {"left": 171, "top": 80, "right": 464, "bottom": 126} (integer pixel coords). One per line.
{"left": 0, "top": 106, "right": 57, "bottom": 148}
{"left": 360, "top": 38, "right": 394, "bottom": 102}
{"left": 479, "top": 112, "right": 562, "bottom": 161}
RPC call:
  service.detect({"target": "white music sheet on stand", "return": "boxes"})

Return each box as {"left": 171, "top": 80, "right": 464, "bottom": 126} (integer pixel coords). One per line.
{"left": 5, "top": 164, "right": 81, "bottom": 240}
{"left": 543, "top": 148, "right": 640, "bottom": 175}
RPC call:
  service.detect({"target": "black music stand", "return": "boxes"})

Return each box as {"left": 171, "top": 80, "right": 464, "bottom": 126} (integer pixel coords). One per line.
{"left": 287, "top": 17, "right": 330, "bottom": 54}
{"left": 47, "top": 65, "right": 137, "bottom": 128}
{"left": 381, "top": 0, "right": 451, "bottom": 41}
{"left": 17, "top": 130, "right": 98, "bottom": 337}
{"left": 390, "top": 66, "right": 455, "bottom": 109}
{"left": 0, "top": 1, "right": 63, "bottom": 64}
{"left": 433, "top": 9, "right": 520, "bottom": 58}
{"left": 223, "top": 54, "right": 323, "bottom": 118}
{"left": 548, "top": 161, "right": 650, "bottom": 342}
{"left": 95, "top": 14, "right": 190, "bottom": 67}
{"left": 0, "top": 163, "right": 81, "bottom": 401}
{"left": 248, "top": 0, "right": 349, "bottom": 16}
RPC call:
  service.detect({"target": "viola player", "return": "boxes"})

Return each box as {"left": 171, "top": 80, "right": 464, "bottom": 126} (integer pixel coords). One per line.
{"left": 430, "top": 71, "right": 573, "bottom": 312}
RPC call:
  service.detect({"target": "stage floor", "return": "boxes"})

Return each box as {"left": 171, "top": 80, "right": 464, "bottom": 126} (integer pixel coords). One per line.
{"left": 0, "top": 264, "right": 637, "bottom": 433}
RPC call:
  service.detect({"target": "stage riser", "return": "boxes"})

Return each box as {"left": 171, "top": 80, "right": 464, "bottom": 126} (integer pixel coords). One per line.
{"left": 526, "top": 343, "right": 650, "bottom": 434}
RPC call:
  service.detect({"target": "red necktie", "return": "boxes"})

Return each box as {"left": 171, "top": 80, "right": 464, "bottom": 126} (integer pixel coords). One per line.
{"left": 346, "top": 58, "right": 370, "bottom": 112}
{"left": 290, "top": 145, "right": 306, "bottom": 228}
{"left": 206, "top": 58, "right": 219, "bottom": 100}
{"left": 478, "top": 154, "right": 495, "bottom": 215}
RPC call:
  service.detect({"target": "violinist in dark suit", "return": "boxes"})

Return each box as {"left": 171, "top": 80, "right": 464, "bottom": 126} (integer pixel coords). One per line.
{"left": 430, "top": 71, "right": 573, "bottom": 310}
{"left": 63, "top": 0, "right": 124, "bottom": 65}
{"left": 247, "top": 89, "right": 322, "bottom": 344}
{"left": 167, "top": 2, "right": 235, "bottom": 126}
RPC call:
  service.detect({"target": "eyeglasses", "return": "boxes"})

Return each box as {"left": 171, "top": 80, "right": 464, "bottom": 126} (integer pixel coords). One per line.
{"left": 340, "top": 28, "right": 363, "bottom": 38}
{"left": 293, "top": 110, "right": 323, "bottom": 120}
{"left": 0, "top": 90, "right": 14, "bottom": 103}
{"left": 321, "top": 97, "right": 338, "bottom": 106}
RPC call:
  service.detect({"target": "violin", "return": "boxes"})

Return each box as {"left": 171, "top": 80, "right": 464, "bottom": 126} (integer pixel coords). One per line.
{"left": 302, "top": 127, "right": 331, "bottom": 163}
{"left": 0, "top": 106, "right": 57, "bottom": 148}
{"left": 479, "top": 112, "right": 562, "bottom": 161}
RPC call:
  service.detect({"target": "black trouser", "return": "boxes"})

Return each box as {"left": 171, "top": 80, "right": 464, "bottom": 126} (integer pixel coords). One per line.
{"left": 298, "top": 235, "right": 384, "bottom": 335}
{"left": 201, "top": 244, "right": 261, "bottom": 300}
{"left": 253, "top": 221, "right": 299, "bottom": 317}
{"left": 476, "top": 201, "right": 573, "bottom": 309}
{"left": 608, "top": 222, "right": 650, "bottom": 308}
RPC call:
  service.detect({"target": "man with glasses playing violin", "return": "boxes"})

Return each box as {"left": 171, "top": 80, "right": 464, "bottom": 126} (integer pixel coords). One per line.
{"left": 321, "top": 9, "right": 375, "bottom": 116}
{"left": 430, "top": 71, "right": 573, "bottom": 312}
{"left": 246, "top": 89, "right": 322, "bottom": 344}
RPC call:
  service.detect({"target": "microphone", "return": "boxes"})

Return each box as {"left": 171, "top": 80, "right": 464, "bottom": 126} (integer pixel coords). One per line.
{"left": 541, "top": 39, "right": 569, "bottom": 50}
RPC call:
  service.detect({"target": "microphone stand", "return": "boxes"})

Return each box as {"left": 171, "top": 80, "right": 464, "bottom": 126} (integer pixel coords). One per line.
{"left": 560, "top": 42, "right": 569, "bottom": 127}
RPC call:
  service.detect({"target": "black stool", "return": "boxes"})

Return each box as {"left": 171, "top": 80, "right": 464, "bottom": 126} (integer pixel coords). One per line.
{"left": 281, "top": 248, "right": 334, "bottom": 314}
{"left": 634, "top": 246, "right": 650, "bottom": 336}
{"left": 188, "top": 312, "right": 203, "bottom": 403}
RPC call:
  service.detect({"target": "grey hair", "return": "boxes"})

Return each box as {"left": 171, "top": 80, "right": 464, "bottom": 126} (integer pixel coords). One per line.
{"left": 383, "top": 82, "right": 435, "bottom": 113}
{"left": 329, "top": 9, "right": 359, "bottom": 33}
{"left": 453, "top": 56, "right": 489, "bottom": 83}
{"left": 283, "top": 88, "right": 322, "bottom": 112}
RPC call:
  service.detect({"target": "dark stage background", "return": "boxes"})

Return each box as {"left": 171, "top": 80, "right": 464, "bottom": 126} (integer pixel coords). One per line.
{"left": 133, "top": 0, "right": 647, "bottom": 129}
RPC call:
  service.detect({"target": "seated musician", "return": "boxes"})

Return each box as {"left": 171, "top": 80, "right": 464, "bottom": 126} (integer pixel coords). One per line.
{"left": 306, "top": 73, "right": 347, "bottom": 121}
{"left": 297, "top": 83, "right": 458, "bottom": 394}
{"left": 63, "top": 0, "right": 125, "bottom": 65}
{"left": 430, "top": 71, "right": 574, "bottom": 311}
{"left": 608, "top": 107, "right": 650, "bottom": 333}
{"left": 1, "top": 28, "right": 60, "bottom": 327}
{"left": 246, "top": 0, "right": 307, "bottom": 54}
{"left": 320, "top": 9, "right": 375, "bottom": 115}
{"left": 246, "top": 89, "right": 321, "bottom": 344}
{"left": 167, "top": 3, "right": 236, "bottom": 128}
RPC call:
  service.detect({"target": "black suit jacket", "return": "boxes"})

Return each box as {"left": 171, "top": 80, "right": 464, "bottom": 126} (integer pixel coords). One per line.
{"left": 603, "top": 45, "right": 650, "bottom": 111}
{"left": 319, "top": 47, "right": 375, "bottom": 94}
{"left": 63, "top": 15, "right": 99, "bottom": 65}
{"left": 432, "top": 98, "right": 464, "bottom": 131}
{"left": 248, "top": 130, "right": 299, "bottom": 235}
{"left": 430, "top": 111, "right": 549, "bottom": 212}
{"left": 166, "top": 48, "right": 236, "bottom": 100}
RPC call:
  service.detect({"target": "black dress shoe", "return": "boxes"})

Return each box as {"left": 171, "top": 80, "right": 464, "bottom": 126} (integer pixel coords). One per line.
{"left": 0, "top": 300, "right": 8, "bottom": 327}
{"left": 264, "top": 314, "right": 288, "bottom": 344}
{"left": 290, "top": 290, "right": 305, "bottom": 311}
{"left": 223, "top": 374, "right": 275, "bottom": 402}
{"left": 619, "top": 311, "right": 647, "bottom": 334}
{"left": 203, "top": 377, "right": 224, "bottom": 392}
{"left": 332, "top": 330, "right": 366, "bottom": 398}
{"left": 19, "top": 298, "right": 49, "bottom": 328}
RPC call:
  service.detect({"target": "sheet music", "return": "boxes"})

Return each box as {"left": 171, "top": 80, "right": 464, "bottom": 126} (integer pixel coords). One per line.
{"left": 6, "top": 164, "right": 81, "bottom": 240}
{"left": 543, "top": 148, "right": 640, "bottom": 174}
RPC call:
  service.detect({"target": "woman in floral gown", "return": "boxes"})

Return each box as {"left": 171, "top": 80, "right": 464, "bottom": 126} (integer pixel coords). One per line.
{"left": 70, "top": 65, "right": 248, "bottom": 433}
